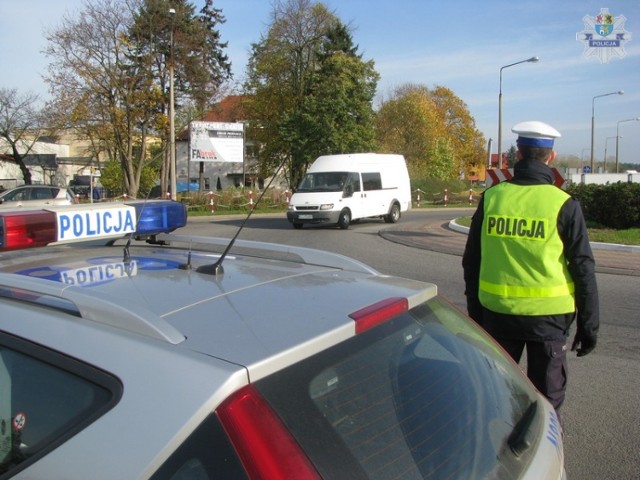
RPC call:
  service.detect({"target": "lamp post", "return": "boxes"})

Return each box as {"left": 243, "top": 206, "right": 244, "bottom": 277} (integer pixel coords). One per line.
{"left": 169, "top": 8, "right": 177, "bottom": 201}
{"left": 603, "top": 136, "right": 618, "bottom": 173}
{"left": 590, "top": 90, "right": 623, "bottom": 173}
{"left": 615, "top": 117, "right": 640, "bottom": 173}
{"left": 498, "top": 56, "right": 539, "bottom": 169}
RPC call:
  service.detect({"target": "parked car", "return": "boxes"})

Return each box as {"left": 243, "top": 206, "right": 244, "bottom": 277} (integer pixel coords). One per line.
{"left": 0, "top": 201, "right": 565, "bottom": 479}
{"left": 0, "top": 185, "right": 77, "bottom": 208}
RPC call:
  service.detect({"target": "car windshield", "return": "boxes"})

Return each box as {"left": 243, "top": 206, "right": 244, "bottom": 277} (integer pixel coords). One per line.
{"left": 296, "top": 171, "right": 354, "bottom": 193}
{"left": 256, "top": 296, "right": 541, "bottom": 479}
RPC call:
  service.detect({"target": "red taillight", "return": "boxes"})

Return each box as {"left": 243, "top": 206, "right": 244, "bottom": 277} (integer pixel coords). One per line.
{"left": 0, "top": 211, "right": 57, "bottom": 251}
{"left": 349, "top": 297, "right": 408, "bottom": 334}
{"left": 216, "top": 385, "right": 320, "bottom": 480}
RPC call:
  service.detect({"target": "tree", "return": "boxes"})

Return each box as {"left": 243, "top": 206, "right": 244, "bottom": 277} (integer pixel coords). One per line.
{"left": 245, "top": 0, "right": 378, "bottom": 188}
{"left": 44, "top": 0, "right": 161, "bottom": 198}
{"left": 129, "top": 0, "right": 232, "bottom": 194}
{"left": 44, "top": 0, "right": 232, "bottom": 198}
{"left": 376, "top": 84, "right": 485, "bottom": 181}
{"left": 506, "top": 145, "right": 518, "bottom": 168}
{"left": 0, "top": 88, "right": 47, "bottom": 185}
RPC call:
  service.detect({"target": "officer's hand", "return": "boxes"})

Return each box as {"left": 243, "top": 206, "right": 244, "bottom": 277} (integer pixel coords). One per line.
{"left": 571, "top": 332, "right": 597, "bottom": 357}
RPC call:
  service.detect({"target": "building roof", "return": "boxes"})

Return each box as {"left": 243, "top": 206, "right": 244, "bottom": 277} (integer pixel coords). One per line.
{"left": 178, "top": 95, "right": 249, "bottom": 141}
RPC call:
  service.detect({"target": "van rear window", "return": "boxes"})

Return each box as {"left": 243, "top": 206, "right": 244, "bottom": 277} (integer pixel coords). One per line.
{"left": 256, "top": 297, "right": 541, "bottom": 479}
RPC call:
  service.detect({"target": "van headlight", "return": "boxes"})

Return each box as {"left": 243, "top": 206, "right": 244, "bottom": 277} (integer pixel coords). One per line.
{"left": 319, "top": 204, "right": 334, "bottom": 211}
{"left": 288, "top": 204, "right": 295, "bottom": 211}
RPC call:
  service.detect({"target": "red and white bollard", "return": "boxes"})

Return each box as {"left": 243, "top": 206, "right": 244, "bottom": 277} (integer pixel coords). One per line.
{"left": 285, "top": 189, "right": 291, "bottom": 203}
{"left": 209, "top": 191, "right": 215, "bottom": 214}
{"left": 469, "top": 189, "right": 473, "bottom": 206}
{"left": 444, "top": 189, "right": 448, "bottom": 207}
{"left": 166, "top": 192, "right": 171, "bottom": 200}
{"left": 416, "top": 190, "right": 421, "bottom": 207}
{"left": 249, "top": 190, "right": 254, "bottom": 210}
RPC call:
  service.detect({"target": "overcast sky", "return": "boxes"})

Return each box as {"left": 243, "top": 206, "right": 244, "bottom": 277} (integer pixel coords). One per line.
{"left": 2, "top": 0, "right": 639, "bottom": 165}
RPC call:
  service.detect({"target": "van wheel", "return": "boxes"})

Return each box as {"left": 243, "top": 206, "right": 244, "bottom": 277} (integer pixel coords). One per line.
{"left": 384, "top": 204, "right": 401, "bottom": 223}
{"left": 293, "top": 222, "right": 303, "bottom": 229}
{"left": 338, "top": 209, "right": 351, "bottom": 229}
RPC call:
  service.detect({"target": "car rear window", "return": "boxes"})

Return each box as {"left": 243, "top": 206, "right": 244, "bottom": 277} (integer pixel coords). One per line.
{"left": 0, "top": 333, "right": 122, "bottom": 477}
{"left": 256, "top": 297, "right": 541, "bottom": 479}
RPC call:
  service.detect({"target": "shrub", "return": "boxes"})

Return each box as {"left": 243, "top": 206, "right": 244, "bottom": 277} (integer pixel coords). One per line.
{"left": 566, "top": 182, "right": 640, "bottom": 229}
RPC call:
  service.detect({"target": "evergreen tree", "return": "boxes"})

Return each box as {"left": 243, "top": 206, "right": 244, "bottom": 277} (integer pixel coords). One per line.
{"left": 245, "top": 0, "right": 378, "bottom": 189}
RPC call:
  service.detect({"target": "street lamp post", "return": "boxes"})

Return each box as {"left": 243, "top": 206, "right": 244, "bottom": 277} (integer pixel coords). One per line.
{"left": 590, "top": 90, "right": 623, "bottom": 173}
{"left": 498, "top": 56, "right": 539, "bottom": 169}
{"left": 169, "top": 8, "right": 177, "bottom": 201}
{"left": 615, "top": 117, "right": 640, "bottom": 173}
{"left": 603, "top": 136, "right": 618, "bottom": 173}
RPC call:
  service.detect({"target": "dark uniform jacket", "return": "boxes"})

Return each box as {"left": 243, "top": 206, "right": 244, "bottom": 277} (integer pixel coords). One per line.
{"left": 462, "top": 159, "right": 600, "bottom": 342}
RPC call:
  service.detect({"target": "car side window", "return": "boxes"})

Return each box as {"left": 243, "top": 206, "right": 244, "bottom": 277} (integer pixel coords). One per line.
{"left": 2, "top": 190, "right": 27, "bottom": 202}
{"left": 0, "top": 333, "right": 122, "bottom": 477}
{"left": 32, "top": 188, "right": 55, "bottom": 200}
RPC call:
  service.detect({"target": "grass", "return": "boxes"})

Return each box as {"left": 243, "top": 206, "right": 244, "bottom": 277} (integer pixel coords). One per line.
{"left": 455, "top": 216, "right": 640, "bottom": 246}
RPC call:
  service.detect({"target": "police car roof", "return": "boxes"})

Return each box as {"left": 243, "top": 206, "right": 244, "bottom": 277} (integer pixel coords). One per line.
{"left": 0, "top": 203, "right": 436, "bottom": 381}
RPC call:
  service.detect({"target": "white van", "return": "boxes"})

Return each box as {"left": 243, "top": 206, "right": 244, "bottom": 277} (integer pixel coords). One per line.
{"left": 287, "top": 153, "right": 411, "bottom": 229}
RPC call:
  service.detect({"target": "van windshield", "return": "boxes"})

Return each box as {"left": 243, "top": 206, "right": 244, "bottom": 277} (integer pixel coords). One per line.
{"left": 296, "top": 172, "right": 357, "bottom": 193}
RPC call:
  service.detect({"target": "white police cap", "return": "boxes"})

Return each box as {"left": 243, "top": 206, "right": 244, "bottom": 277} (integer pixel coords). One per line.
{"left": 512, "top": 121, "right": 561, "bottom": 148}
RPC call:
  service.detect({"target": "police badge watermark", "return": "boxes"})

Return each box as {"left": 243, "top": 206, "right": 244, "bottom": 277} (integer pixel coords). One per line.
{"left": 576, "top": 8, "right": 632, "bottom": 63}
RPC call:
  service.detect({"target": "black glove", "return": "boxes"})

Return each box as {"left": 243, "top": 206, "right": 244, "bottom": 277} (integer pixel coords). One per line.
{"left": 571, "top": 331, "right": 597, "bottom": 357}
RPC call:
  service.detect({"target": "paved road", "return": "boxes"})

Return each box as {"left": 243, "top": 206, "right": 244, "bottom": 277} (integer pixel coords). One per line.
{"left": 379, "top": 210, "right": 640, "bottom": 276}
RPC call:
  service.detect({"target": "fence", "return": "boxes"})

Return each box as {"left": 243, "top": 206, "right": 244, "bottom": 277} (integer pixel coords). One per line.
{"left": 413, "top": 188, "right": 481, "bottom": 207}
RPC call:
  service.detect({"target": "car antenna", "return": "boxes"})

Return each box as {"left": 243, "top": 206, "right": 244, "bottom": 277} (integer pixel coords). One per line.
{"left": 196, "top": 158, "right": 287, "bottom": 276}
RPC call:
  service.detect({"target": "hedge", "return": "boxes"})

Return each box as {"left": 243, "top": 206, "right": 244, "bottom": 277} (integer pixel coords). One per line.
{"left": 566, "top": 182, "right": 640, "bottom": 229}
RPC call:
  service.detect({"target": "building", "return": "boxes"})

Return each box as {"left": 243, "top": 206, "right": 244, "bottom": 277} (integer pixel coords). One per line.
{"left": 0, "top": 134, "right": 96, "bottom": 190}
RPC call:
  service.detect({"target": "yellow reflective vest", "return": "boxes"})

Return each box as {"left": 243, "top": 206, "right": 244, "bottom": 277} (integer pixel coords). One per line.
{"left": 479, "top": 182, "right": 575, "bottom": 315}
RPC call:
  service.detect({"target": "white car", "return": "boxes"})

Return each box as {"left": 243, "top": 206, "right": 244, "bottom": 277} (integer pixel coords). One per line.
{"left": 0, "top": 201, "right": 564, "bottom": 479}
{"left": 0, "top": 185, "right": 77, "bottom": 208}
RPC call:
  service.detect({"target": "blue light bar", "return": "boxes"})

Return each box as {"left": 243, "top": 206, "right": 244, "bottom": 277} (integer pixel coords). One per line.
{"left": 126, "top": 200, "right": 187, "bottom": 235}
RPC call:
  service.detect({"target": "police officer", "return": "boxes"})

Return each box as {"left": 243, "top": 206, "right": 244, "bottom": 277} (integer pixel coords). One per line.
{"left": 462, "top": 121, "right": 599, "bottom": 414}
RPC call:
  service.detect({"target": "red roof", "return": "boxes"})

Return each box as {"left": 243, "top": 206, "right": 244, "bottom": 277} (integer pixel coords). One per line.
{"left": 202, "top": 95, "right": 247, "bottom": 122}
{"left": 178, "top": 95, "right": 248, "bottom": 140}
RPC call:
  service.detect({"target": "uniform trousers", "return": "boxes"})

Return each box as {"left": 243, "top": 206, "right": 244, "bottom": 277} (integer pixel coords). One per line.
{"left": 493, "top": 337, "right": 568, "bottom": 412}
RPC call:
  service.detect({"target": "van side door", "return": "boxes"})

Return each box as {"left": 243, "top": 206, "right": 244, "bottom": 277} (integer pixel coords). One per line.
{"left": 360, "top": 172, "right": 388, "bottom": 218}
{"left": 342, "top": 172, "right": 365, "bottom": 220}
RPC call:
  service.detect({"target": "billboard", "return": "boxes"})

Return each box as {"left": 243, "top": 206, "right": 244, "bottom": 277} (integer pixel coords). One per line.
{"left": 189, "top": 121, "right": 244, "bottom": 163}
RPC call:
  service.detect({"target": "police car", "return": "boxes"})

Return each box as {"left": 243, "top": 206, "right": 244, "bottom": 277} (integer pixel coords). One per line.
{"left": 0, "top": 201, "right": 565, "bottom": 479}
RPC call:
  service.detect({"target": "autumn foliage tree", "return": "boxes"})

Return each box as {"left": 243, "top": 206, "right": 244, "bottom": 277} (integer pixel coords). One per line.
{"left": 44, "top": 0, "right": 231, "bottom": 198}
{"left": 376, "top": 84, "right": 485, "bottom": 181}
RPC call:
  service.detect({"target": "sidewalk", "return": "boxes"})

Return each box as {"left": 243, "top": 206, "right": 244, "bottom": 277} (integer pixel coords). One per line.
{"left": 380, "top": 218, "right": 640, "bottom": 277}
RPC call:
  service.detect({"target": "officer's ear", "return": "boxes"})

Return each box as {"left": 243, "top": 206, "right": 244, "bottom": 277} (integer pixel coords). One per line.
{"left": 545, "top": 151, "right": 557, "bottom": 165}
